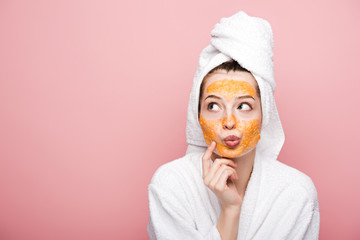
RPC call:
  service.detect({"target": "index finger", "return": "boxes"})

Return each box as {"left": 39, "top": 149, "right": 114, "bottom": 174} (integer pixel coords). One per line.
{"left": 202, "top": 141, "right": 216, "bottom": 177}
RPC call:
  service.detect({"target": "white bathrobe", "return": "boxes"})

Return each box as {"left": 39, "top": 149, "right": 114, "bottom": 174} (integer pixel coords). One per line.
{"left": 147, "top": 11, "right": 320, "bottom": 240}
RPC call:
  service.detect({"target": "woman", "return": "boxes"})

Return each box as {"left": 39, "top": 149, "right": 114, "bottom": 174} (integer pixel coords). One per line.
{"left": 147, "top": 11, "right": 320, "bottom": 240}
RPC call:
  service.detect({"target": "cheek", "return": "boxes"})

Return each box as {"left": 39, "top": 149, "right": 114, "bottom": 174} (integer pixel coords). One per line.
{"left": 199, "top": 116, "right": 222, "bottom": 144}
{"left": 238, "top": 118, "right": 261, "bottom": 151}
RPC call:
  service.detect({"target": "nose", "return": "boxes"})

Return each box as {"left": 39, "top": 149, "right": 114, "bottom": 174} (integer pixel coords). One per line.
{"left": 223, "top": 114, "right": 236, "bottom": 130}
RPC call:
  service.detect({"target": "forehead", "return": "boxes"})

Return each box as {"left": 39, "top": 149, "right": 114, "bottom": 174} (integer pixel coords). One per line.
{"left": 202, "top": 70, "right": 258, "bottom": 94}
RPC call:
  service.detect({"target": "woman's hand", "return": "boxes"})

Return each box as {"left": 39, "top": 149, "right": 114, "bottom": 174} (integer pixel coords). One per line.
{"left": 202, "top": 141, "right": 243, "bottom": 210}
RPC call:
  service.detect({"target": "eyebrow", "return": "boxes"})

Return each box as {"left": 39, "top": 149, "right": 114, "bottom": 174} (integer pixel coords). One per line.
{"left": 204, "top": 94, "right": 255, "bottom": 101}
{"left": 236, "top": 95, "right": 255, "bottom": 100}
{"left": 204, "top": 95, "right": 222, "bottom": 101}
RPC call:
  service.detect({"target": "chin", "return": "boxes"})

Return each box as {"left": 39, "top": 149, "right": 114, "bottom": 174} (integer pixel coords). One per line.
{"left": 216, "top": 148, "right": 241, "bottom": 159}
{"left": 216, "top": 145, "right": 255, "bottom": 159}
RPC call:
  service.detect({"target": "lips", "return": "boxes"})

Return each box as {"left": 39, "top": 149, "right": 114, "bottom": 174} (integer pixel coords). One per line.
{"left": 223, "top": 135, "right": 241, "bottom": 148}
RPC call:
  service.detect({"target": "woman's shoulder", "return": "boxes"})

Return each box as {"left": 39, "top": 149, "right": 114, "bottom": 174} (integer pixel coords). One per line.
{"left": 262, "top": 159, "right": 319, "bottom": 207}
{"left": 149, "top": 152, "right": 204, "bottom": 190}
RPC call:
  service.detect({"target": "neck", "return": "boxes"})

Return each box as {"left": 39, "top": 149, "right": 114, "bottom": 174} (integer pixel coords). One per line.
{"left": 211, "top": 148, "right": 256, "bottom": 199}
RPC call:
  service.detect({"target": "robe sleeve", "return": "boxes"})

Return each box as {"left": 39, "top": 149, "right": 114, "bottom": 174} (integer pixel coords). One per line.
{"left": 147, "top": 183, "right": 221, "bottom": 240}
{"left": 302, "top": 209, "right": 320, "bottom": 240}
{"left": 249, "top": 179, "right": 320, "bottom": 240}
{"left": 285, "top": 203, "right": 320, "bottom": 240}
{"left": 291, "top": 181, "right": 320, "bottom": 240}
{"left": 277, "top": 183, "right": 320, "bottom": 240}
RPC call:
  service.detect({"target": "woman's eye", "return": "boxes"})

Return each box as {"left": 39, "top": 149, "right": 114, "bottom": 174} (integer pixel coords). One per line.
{"left": 208, "top": 103, "right": 220, "bottom": 111}
{"left": 238, "top": 103, "right": 251, "bottom": 111}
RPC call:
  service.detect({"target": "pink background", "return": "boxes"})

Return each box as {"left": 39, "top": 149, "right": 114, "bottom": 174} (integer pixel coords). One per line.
{"left": 1, "top": 0, "right": 359, "bottom": 239}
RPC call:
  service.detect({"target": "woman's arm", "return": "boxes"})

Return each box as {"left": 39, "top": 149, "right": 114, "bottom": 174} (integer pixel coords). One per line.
{"left": 202, "top": 142, "right": 243, "bottom": 240}
{"left": 147, "top": 141, "right": 243, "bottom": 240}
{"left": 216, "top": 206, "right": 241, "bottom": 240}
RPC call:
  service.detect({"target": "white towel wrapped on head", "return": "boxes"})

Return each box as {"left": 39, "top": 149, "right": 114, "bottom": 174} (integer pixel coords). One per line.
{"left": 186, "top": 11, "right": 284, "bottom": 161}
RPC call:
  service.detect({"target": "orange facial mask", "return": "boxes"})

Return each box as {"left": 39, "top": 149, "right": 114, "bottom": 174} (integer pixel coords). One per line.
{"left": 200, "top": 116, "right": 261, "bottom": 158}
{"left": 206, "top": 79, "right": 256, "bottom": 101}
{"left": 199, "top": 79, "right": 261, "bottom": 158}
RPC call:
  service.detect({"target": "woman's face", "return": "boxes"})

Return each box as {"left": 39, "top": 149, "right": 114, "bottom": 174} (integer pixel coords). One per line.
{"left": 199, "top": 70, "right": 262, "bottom": 158}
